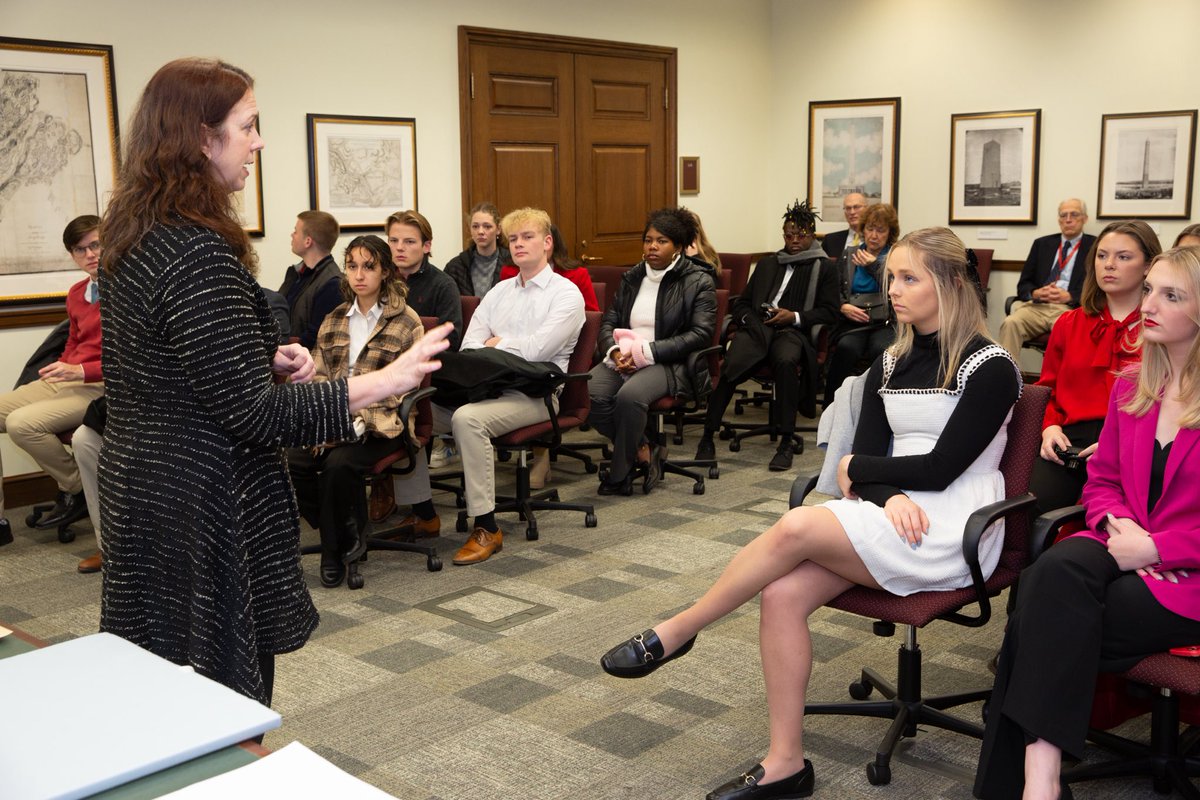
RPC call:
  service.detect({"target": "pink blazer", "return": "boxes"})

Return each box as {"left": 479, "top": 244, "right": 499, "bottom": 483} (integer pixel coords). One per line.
{"left": 1075, "top": 379, "right": 1200, "bottom": 621}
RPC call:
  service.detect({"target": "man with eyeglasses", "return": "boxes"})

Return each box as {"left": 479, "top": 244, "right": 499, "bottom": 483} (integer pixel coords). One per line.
{"left": 821, "top": 192, "right": 870, "bottom": 258}
{"left": 999, "top": 198, "right": 1096, "bottom": 360}
{"left": 0, "top": 215, "right": 107, "bottom": 547}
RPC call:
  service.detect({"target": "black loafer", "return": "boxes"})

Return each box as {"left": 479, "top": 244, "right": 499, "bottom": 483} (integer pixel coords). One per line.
{"left": 768, "top": 447, "right": 793, "bottom": 472}
{"left": 597, "top": 474, "right": 633, "bottom": 496}
{"left": 35, "top": 491, "right": 88, "bottom": 529}
{"left": 706, "top": 761, "right": 814, "bottom": 800}
{"left": 695, "top": 436, "right": 716, "bottom": 461}
{"left": 320, "top": 562, "right": 345, "bottom": 588}
{"left": 601, "top": 629, "right": 696, "bottom": 678}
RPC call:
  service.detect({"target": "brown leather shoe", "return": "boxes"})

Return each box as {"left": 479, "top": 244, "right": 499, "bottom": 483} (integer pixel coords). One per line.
{"left": 378, "top": 513, "right": 441, "bottom": 541}
{"left": 452, "top": 527, "right": 503, "bottom": 565}
{"left": 369, "top": 479, "right": 396, "bottom": 522}
{"left": 78, "top": 551, "right": 102, "bottom": 574}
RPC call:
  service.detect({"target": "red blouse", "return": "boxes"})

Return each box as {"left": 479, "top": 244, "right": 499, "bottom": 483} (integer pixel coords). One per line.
{"left": 1036, "top": 306, "right": 1141, "bottom": 429}
{"left": 499, "top": 263, "right": 599, "bottom": 312}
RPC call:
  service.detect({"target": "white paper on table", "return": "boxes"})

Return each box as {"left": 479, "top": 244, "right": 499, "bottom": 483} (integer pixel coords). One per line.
{"left": 160, "top": 742, "right": 397, "bottom": 799}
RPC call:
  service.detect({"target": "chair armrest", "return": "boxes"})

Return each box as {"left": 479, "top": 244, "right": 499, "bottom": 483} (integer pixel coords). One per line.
{"left": 941, "top": 492, "right": 1038, "bottom": 627}
{"left": 1029, "top": 505, "right": 1086, "bottom": 562}
{"left": 396, "top": 385, "right": 437, "bottom": 430}
{"left": 540, "top": 371, "right": 593, "bottom": 444}
{"left": 1004, "top": 295, "right": 1017, "bottom": 315}
{"left": 789, "top": 473, "right": 819, "bottom": 509}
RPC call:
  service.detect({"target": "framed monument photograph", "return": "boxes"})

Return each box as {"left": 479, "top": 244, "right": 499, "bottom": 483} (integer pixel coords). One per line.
{"left": 1097, "top": 110, "right": 1196, "bottom": 219}
{"left": 0, "top": 36, "right": 119, "bottom": 305}
{"left": 307, "top": 114, "right": 418, "bottom": 231}
{"left": 949, "top": 109, "right": 1041, "bottom": 225}
{"left": 807, "top": 97, "right": 900, "bottom": 235}
{"left": 234, "top": 121, "right": 264, "bottom": 237}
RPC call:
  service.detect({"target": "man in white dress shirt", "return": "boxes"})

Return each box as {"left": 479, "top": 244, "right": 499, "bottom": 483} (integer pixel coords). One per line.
{"left": 408, "top": 207, "right": 585, "bottom": 565}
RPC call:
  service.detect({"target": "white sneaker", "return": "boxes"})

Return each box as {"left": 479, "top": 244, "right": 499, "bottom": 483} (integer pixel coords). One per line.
{"left": 429, "top": 439, "right": 460, "bottom": 469}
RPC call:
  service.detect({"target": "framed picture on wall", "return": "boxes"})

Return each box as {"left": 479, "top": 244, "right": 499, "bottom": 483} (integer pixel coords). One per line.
{"left": 948, "top": 109, "right": 1041, "bottom": 225}
{"left": 808, "top": 97, "right": 900, "bottom": 234}
{"left": 306, "top": 114, "right": 417, "bottom": 231}
{"left": 234, "top": 121, "right": 264, "bottom": 237}
{"left": 1097, "top": 110, "right": 1197, "bottom": 219}
{"left": 0, "top": 36, "right": 119, "bottom": 306}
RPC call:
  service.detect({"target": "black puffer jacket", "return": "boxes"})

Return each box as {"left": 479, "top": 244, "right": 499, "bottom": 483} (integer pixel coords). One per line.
{"left": 599, "top": 255, "right": 717, "bottom": 400}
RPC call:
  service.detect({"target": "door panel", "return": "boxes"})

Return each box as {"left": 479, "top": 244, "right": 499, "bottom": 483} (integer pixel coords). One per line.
{"left": 491, "top": 144, "right": 561, "bottom": 221}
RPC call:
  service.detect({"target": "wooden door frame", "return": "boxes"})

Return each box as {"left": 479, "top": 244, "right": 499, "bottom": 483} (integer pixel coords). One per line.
{"left": 457, "top": 26, "right": 678, "bottom": 249}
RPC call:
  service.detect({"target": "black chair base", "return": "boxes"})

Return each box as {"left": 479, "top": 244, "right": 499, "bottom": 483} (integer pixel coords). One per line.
{"left": 459, "top": 448, "right": 597, "bottom": 541}
{"left": 300, "top": 523, "right": 443, "bottom": 590}
{"left": 720, "top": 424, "right": 806, "bottom": 455}
{"left": 1065, "top": 688, "right": 1200, "bottom": 799}
{"left": 805, "top": 627, "right": 988, "bottom": 786}
{"left": 25, "top": 503, "right": 79, "bottom": 543}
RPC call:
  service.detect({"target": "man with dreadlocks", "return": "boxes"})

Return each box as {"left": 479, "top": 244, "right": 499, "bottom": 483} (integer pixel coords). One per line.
{"left": 696, "top": 200, "right": 839, "bottom": 471}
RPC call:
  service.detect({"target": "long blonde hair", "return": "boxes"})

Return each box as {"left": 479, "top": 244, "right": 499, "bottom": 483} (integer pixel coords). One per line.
{"left": 888, "top": 227, "right": 991, "bottom": 389}
{"left": 1122, "top": 246, "right": 1200, "bottom": 427}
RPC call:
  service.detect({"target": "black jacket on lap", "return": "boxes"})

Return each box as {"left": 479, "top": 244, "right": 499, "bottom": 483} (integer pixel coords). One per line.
{"left": 600, "top": 255, "right": 717, "bottom": 401}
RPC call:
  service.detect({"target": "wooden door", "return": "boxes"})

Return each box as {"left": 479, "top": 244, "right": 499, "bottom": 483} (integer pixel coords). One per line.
{"left": 459, "top": 28, "right": 676, "bottom": 266}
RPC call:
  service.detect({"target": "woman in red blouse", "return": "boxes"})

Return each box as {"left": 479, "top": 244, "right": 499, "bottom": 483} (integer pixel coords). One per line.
{"left": 1032, "top": 220, "right": 1161, "bottom": 512}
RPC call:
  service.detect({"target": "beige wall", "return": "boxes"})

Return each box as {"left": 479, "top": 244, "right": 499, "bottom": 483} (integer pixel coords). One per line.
{"left": 2, "top": 0, "right": 1197, "bottom": 471}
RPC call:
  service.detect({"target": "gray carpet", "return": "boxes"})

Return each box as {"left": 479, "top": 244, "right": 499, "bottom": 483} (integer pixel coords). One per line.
{"left": 0, "top": 403, "right": 1174, "bottom": 798}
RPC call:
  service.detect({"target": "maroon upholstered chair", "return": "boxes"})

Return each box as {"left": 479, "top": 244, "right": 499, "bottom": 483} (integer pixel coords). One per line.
{"left": 1033, "top": 505, "right": 1200, "bottom": 797}
{"left": 453, "top": 311, "right": 602, "bottom": 540}
{"left": 299, "top": 316, "right": 442, "bottom": 586}
{"left": 717, "top": 252, "right": 752, "bottom": 297}
{"left": 789, "top": 383, "right": 1049, "bottom": 785}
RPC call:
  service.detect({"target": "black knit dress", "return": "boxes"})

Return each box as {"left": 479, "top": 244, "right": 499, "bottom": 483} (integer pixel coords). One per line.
{"left": 98, "top": 224, "right": 353, "bottom": 703}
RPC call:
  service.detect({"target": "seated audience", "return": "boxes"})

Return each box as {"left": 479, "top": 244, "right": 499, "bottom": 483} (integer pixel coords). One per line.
{"left": 589, "top": 208, "right": 716, "bottom": 496}
{"left": 1174, "top": 223, "right": 1200, "bottom": 249}
{"left": 820, "top": 191, "right": 868, "bottom": 258}
{"left": 386, "top": 209, "right": 462, "bottom": 349}
{"left": 822, "top": 202, "right": 899, "bottom": 408}
{"left": 601, "top": 228, "right": 1020, "bottom": 800}
{"left": 0, "top": 215, "right": 107, "bottom": 546}
{"left": 998, "top": 198, "right": 1095, "bottom": 360}
{"left": 685, "top": 210, "right": 723, "bottom": 273}
{"left": 392, "top": 207, "right": 584, "bottom": 565}
{"left": 445, "top": 202, "right": 511, "bottom": 298}
{"left": 1031, "top": 220, "right": 1160, "bottom": 513}
{"left": 287, "top": 235, "right": 424, "bottom": 588}
{"left": 697, "top": 199, "right": 839, "bottom": 471}
{"left": 499, "top": 223, "right": 599, "bottom": 489}
{"left": 976, "top": 245, "right": 1200, "bottom": 800}
{"left": 279, "top": 210, "right": 342, "bottom": 349}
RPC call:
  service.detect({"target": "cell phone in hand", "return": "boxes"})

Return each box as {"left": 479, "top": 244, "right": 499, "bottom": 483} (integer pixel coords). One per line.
{"left": 761, "top": 303, "right": 775, "bottom": 319}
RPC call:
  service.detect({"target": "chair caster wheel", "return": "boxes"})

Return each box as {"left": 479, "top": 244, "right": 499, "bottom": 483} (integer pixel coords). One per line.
{"left": 347, "top": 573, "right": 364, "bottom": 590}
{"left": 585, "top": 512, "right": 597, "bottom": 528}
{"left": 673, "top": 435, "right": 684, "bottom": 445}
{"left": 981, "top": 699, "right": 990, "bottom": 723}
{"left": 585, "top": 463, "right": 598, "bottom": 474}
{"left": 729, "top": 440, "right": 741, "bottom": 453}
{"left": 427, "top": 557, "right": 442, "bottom": 572}
{"left": 526, "top": 524, "right": 538, "bottom": 541}
{"left": 849, "top": 680, "right": 873, "bottom": 700}
{"left": 25, "top": 512, "right": 40, "bottom": 527}
{"left": 718, "top": 429, "right": 733, "bottom": 440}
{"left": 455, "top": 497, "right": 467, "bottom": 509}
{"left": 693, "top": 482, "right": 705, "bottom": 495}
{"left": 708, "top": 467, "right": 719, "bottom": 479}
{"left": 733, "top": 406, "right": 744, "bottom": 416}
{"left": 456, "top": 513, "right": 468, "bottom": 533}
{"left": 58, "top": 528, "right": 76, "bottom": 544}
{"left": 866, "top": 762, "right": 891, "bottom": 785}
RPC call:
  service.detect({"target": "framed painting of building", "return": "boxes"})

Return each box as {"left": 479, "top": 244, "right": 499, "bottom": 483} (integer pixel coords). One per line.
{"left": 0, "top": 36, "right": 119, "bottom": 306}
{"left": 949, "top": 109, "right": 1041, "bottom": 225}
{"left": 807, "top": 97, "right": 900, "bottom": 235}
{"left": 307, "top": 114, "right": 417, "bottom": 231}
{"left": 1097, "top": 110, "right": 1196, "bottom": 219}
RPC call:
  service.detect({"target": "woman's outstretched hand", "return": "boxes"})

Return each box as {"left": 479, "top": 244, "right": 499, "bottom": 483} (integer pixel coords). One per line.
{"left": 348, "top": 322, "right": 453, "bottom": 413}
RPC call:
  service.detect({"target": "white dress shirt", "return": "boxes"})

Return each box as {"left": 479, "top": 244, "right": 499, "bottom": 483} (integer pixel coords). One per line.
{"left": 346, "top": 301, "right": 383, "bottom": 376}
{"left": 461, "top": 264, "right": 585, "bottom": 371}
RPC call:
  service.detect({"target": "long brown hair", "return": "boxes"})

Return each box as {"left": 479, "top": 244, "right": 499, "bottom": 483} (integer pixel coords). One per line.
{"left": 100, "top": 58, "right": 256, "bottom": 275}
{"left": 1079, "top": 220, "right": 1161, "bottom": 315}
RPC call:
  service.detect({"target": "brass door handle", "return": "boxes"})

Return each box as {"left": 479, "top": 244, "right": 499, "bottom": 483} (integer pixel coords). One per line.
{"left": 581, "top": 254, "right": 602, "bottom": 262}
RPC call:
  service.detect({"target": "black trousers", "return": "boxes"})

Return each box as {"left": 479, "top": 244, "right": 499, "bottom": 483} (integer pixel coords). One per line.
{"left": 286, "top": 436, "right": 404, "bottom": 563}
{"left": 705, "top": 331, "right": 806, "bottom": 438}
{"left": 1029, "top": 420, "right": 1104, "bottom": 515}
{"left": 588, "top": 364, "right": 671, "bottom": 482}
{"left": 975, "top": 537, "right": 1200, "bottom": 799}
{"left": 823, "top": 324, "right": 893, "bottom": 408}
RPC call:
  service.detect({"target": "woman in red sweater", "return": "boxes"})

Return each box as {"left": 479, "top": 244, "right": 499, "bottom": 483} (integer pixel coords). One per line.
{"left": 1032, "top": 219, "right": 1161, "bottom": 512}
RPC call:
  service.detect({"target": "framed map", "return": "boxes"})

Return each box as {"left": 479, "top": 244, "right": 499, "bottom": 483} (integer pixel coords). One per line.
{"left": 0, "top": 37, "right": 118, "bottom": 305}
{"left": 306, "top": 114, "right": 417, "bottom": 231}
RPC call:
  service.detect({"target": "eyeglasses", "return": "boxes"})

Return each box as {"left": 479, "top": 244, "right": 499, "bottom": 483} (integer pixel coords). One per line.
{"left": 1058, "top": 211, "right": 1084, "bottom": 220}
{"left": 71, "top": 241, "right": 102, "bottom": 257}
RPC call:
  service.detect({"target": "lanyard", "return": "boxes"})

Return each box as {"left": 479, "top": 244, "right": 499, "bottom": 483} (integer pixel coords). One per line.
{"left": 1058, "top": 239, "right": 1081, "bottom": 271}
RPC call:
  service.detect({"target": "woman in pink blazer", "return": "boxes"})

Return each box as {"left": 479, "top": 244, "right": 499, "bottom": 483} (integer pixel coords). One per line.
{"left": 976, "top": 244, "right": 1200, "bottom": 800}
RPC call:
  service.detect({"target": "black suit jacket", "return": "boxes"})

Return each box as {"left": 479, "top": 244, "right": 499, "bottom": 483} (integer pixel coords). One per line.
{"left": 1016, "top": 232, "right": 1096, "bottom": 305}
{"left": 821, "top": 228, "right": 851, "bottom": 258}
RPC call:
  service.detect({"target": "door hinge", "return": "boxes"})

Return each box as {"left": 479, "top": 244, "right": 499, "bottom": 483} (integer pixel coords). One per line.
{"left": 470, "top": 73, "right": 475, "bottom": 100}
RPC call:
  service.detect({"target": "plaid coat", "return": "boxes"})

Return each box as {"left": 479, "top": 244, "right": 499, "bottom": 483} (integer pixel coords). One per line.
{"left": 313, "top": 298, "right": 423, "bottom": 439}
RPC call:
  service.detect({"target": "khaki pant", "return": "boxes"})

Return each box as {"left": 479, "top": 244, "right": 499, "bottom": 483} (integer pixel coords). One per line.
{"left": 998, "top": 300, "right": 1070, "bottom": 361}
{"left": 0, "top": 379, "right": 105, "bottom": 516}
{"left": 71, "top": 423, "right": 103, "bottom": 550}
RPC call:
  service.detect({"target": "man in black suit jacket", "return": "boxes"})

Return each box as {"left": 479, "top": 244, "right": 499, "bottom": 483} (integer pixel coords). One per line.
{"left": 998, "top": 198, "right": 1095, "bottom": 359}
{"left": 820, "top": 191, "right": 869, "bottom": 258}
{"left": 697, "top": 200, "right": 839, "bottom": 471}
